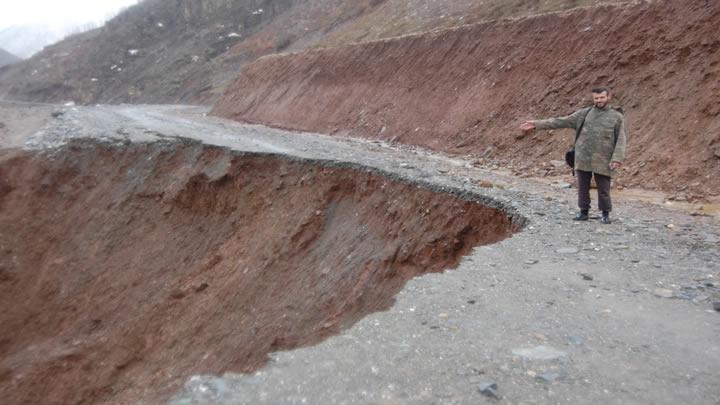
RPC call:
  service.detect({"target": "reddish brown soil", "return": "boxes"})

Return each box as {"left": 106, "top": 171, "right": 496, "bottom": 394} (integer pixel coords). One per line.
{"left": 213, "top": 0, "right": 720, "bottom": 198}
{"left": 0, "top": 140, "right": 516, "bottom": 404}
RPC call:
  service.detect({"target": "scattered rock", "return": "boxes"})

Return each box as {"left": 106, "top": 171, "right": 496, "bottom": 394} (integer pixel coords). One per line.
{"left": 478, "top": 382, "right": 500, "bottom": 399}
{"left": 556, "top": 183, "right": 572, "bottom": 189}
{"left": 713, "top": 301, "right": 720, "bottom": 312}
{"left": 51, "top": 110, "right": 65, "bottom": 118}
{"left": 535, "top": 373, "right": 561, "bottom": 383}
{"left": 524, "top": 259, "right": 539, "bottom": 265}
{"left": 579, "top": 273, "right": 594, "bottom": 281}
{"left": 653, "top": 288, "right": 674, "bottom": 298}
{"left": 512, "top": 345, "right": 567, "bottom": 361}
{"left": 566, "top": 335, "right": 585, "bottom": 345}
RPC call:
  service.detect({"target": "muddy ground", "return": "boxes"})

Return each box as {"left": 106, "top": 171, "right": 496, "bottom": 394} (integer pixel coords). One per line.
{"left": 1, "top": 104, "right": 719, "bottom": 404}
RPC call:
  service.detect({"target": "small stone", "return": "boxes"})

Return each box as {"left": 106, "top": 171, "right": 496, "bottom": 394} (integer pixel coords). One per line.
{"left": 512, "top": 345, "right": 567, "bottom": 361}
{"left": 556, "top": 247, "right": 579, "bottom": 254}
{"left": 478, "top": 382, "right": 500, "bottom": 399}
{"left": 524, "top": 259, "right": 539, "bottom": 265}
{"left": 579, "top": 273, "right": 594, "bottom": 281}
{"left": 566, "top": 335, "right": 585, "bottom": 345}
{"left": 713, "top": 301, "right": 720, "bottom": 312}
{"left": 51, "top": 110, "right": 65, "bottom": 118}
{"left": 556, "top": 183, "right": 572, "bottom": 189}
{"left": 535, "top": 373, "right": 561, "bottom": 383}
{"left": 653, "top": 288, "right": 674, "bottom": 298}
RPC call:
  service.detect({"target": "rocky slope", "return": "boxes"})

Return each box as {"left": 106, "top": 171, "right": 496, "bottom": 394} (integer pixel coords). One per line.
{"left": 213, "top": 0, "right": 720, "bottom": 198}
{"left": 0, "top": 0, "right": 302, "bottom": 104}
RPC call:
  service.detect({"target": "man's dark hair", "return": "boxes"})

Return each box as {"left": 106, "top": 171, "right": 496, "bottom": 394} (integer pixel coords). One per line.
{"left": 592, "top": 87, "right": 610, "bottom": 94}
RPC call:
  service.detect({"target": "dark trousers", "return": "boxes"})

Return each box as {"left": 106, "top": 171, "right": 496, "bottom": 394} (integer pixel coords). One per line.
{"left": 576, "top": 170, "right": 612, "bottom": 212}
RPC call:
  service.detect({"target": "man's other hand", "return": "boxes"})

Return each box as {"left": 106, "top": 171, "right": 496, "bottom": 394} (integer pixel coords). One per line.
{"left": 610, "top": 161, "right": 622, "bottom": 170}
{"left": 520, "top": 121, "right": 535, "bottom": 132}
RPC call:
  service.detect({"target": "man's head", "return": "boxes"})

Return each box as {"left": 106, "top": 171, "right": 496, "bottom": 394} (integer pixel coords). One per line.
{"left": 592, "top": 87, "right": 611, "bottom": 108}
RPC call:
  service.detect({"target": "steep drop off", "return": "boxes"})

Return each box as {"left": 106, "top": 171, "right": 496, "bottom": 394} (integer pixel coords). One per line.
{"left": 213, "top": 0, "right": 720, "bottom": 198}
{"left": 0, "top": 139, "right": 517, "bottom": 404}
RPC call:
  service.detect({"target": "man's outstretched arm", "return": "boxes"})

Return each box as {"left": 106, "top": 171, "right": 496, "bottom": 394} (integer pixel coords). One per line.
{"left": 520, "top": 108, "right": 588, "bottom": 132}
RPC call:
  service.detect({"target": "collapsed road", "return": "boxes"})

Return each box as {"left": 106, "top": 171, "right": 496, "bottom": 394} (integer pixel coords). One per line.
{"left": 1, "top": 104, "right": 719, "bottom": 404}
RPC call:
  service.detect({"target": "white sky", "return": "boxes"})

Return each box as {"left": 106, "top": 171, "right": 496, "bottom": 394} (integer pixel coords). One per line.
{"left": 0, "top": 0, "right": 140, "bottom": 30}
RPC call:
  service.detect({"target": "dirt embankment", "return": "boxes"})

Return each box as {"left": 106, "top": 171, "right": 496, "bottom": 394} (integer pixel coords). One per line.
{"left": 0, "top": 140, "right": 516, "bottom": 404}
{"left": 213, "top": 0, "right": 720, "bottom": 198}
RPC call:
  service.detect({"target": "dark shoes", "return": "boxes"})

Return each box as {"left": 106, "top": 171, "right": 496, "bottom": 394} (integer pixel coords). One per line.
{"left": 573, "top": 212, "right": 589, "bottom": 221}
{"left": 573, "top": 211, "right": 612, "bottom": 224}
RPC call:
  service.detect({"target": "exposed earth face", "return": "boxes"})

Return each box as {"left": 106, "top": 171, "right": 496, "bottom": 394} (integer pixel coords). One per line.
{"left": 0, "top": 137, "right": 516, "bottom": 404}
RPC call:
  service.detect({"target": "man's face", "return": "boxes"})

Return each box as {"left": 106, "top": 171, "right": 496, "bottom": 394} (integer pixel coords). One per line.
{"left": 593, "top": 91, "right": 610, "bottom": 108}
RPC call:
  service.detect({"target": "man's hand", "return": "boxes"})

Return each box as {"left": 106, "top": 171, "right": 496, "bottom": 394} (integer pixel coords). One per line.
{"left": 520, "top": 121, "right": 535, "bottom": 132}
{"left": 610, "top": 161, "right": 622, "bottom": 170}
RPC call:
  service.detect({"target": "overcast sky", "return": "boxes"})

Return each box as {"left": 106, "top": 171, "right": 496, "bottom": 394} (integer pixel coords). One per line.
{"left": 0, "top": 0, "right": 139, "bottom": 30}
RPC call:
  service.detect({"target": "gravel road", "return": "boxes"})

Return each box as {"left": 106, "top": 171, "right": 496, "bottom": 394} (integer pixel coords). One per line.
{"left": 18, "top": 104, "right": 720, "bottom": 404}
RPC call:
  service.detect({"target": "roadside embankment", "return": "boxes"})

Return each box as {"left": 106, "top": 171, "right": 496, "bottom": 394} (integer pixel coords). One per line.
{"left": 0, "top": 139, "right": 517, "bottom": 404}
{"left": 212, "top": 0, "right": 720, "bottom": 198}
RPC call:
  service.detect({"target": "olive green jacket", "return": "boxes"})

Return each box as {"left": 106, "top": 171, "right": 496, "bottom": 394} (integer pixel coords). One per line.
{"left": 533, "top": 106, "right": 627, "bottom": 177}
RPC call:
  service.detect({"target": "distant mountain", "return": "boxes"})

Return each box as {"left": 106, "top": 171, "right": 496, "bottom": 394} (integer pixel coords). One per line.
{"left": 0, "top": 22, "right": 100, "bottom": 59}
{"left": 0, "top": 48, "right": 20, "bottom": 67}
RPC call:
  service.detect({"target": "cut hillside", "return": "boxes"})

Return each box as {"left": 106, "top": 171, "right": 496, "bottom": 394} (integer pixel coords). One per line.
{"left": 0, "top": 48, "right": 20, "bottom": 68}
{"left": 212, "top": 0, "right": 720, "bottom": 198}
{"left": 0, "top": 0, "right": 632, "bottom": 105}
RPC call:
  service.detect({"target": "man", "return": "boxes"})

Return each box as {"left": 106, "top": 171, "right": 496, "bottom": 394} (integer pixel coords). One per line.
{"left": 519, "top": 88, "right": 627, "bottom": 224}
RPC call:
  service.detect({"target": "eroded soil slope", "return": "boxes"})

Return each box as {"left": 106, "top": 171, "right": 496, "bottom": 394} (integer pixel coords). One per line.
{"left": 213, "top": 0, "right": 720, "bottom": 198}
{"left": 0, "top": 140, "right": 516, "bottom": 404}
